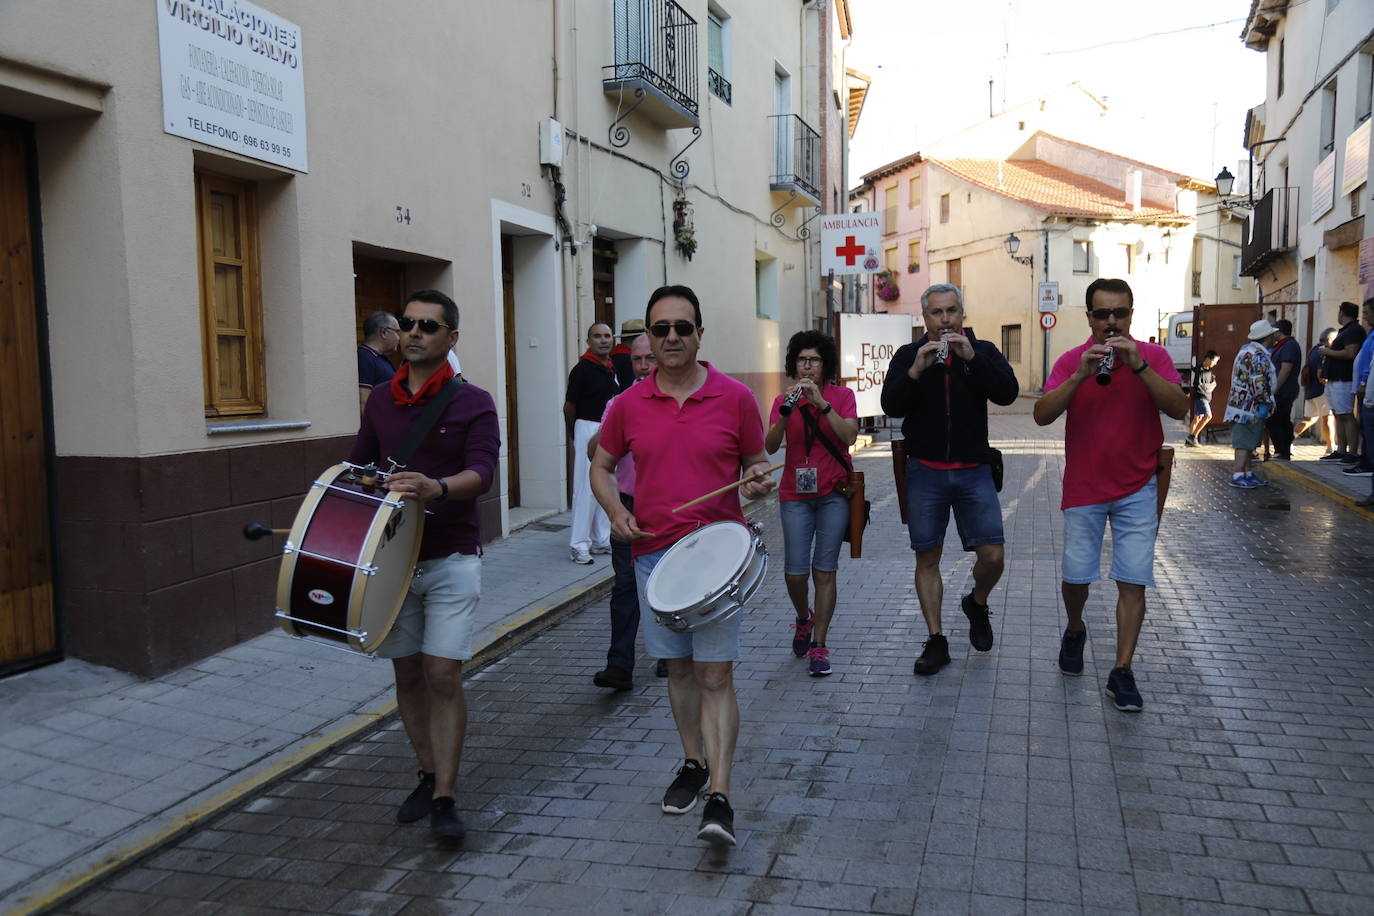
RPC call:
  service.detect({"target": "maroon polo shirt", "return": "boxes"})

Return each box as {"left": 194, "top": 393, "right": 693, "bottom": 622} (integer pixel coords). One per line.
{"left": 349, "top": 381, "right": 501, "bottom": 559}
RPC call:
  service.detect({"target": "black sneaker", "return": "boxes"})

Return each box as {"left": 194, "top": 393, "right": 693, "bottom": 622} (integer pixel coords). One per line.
{"left": 1058, "top": 626, "right": 1087, "bottom": 676}
{"left": 661, "top": 759, "right": 709, "bottom": 814}
{"left": 430, "top": 796, "right": 466, "bottom": 841}
{"left": 961, "top": 593, "right": 994, "bottom": 652}
{"left": 593, "top": 665, "right": 633, "bottom": 691}
{"left": 1106, "top": 667, "right": 1143, "bottom": 712}
{"left": 397, "top": 770, "right": 435, "bottom": 823}
{"left": 913, "top": 634, "right": 950, "bottom": 676}
{"left": 1320, "top": 451, "right": 1350, "bottom": 461}
{"left": 697, "top": 793, "right": 736, "bottom": 846}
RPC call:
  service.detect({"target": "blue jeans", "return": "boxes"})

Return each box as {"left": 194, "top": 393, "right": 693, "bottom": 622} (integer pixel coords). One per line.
{"left": 1061, "top": 478, "right": 1158, "bottom": 587}
{"left": 779, "top": 493, "right": 849, "bottom": 575}
{"left": 905, "top": 460, "right": 1005, "bottom": 552}
{"left": 607, "top": 493, "right": 639, "bottom": 671}
{"left": 1355, "top": 403, "right": 1374, "bottom": 473}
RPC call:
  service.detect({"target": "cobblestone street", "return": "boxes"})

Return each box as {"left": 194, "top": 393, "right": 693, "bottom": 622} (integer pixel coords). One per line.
{"left": 54, "top": 413, "right": 1374, "bottom": 915}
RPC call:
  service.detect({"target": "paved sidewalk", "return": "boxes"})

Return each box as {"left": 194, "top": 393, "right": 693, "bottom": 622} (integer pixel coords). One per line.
{"left": 1186, "top": 428, "right": 1374, "bottom": 512}
{"left": 0, "top": 509, "right": 615, "bottom": 914}
{"left": 46, "top": 412, "right": 1374, "bottom": 915}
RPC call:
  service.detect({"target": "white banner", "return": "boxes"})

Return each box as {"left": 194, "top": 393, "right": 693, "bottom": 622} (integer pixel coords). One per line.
{"left": 837, "top": 312, "right": 914, "bottom": 417}
{"left": 1312, "top": 151, "right": 1336, "bottom": 221}
{"left": 820, "top": 213, "right": 882, "bottom": 276}
{"left": 1342, "top": 120, "right": 1370, "bottom": 197}
{"left": 157, "top": 0, "right": 308, "bottom": 172}
{"left": 1037, "top": 281, "right": 1060, "bottom": 313}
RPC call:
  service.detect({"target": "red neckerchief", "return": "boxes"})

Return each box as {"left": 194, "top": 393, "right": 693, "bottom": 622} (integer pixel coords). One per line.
{"left": 390, "top": 361, "right": 454, "bottom": 406}
{"left": 1269, "top": 334, "right": 1290, "bottom": 355}
{"left": 610, "top": 343, "right": 631, "bottom": 357}
{"left": 579, "top": 349, "right": 614, "bottom": 373}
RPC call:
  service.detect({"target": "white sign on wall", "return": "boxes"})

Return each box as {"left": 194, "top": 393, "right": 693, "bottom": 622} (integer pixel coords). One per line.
{"left": 1312, "top": 151, "right": 1337, "bottom": 221}
{"left": 1037, "top": 281, "right": 1060, "bottom": 313}
{"left": 157, "top": 0, "right": 308, "bottom": 172}
{"left": 837, "top": 312, "right": 914, "bottom": 417}
{"left": 820, "top": 213, "right": 882, "bottom": 276}
{"left": 1341, "top": 119, "right": 1370, "bottom": 197}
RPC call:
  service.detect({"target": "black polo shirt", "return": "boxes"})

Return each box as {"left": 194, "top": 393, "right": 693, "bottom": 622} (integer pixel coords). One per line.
{"left": 1327, "top": 321, "right": 1367, "bottom": 382}
{"left": 565, "top": 358, "right": 620, "bottom": 421}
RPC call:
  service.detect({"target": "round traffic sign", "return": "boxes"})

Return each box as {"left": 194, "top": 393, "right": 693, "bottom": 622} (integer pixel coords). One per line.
{"left": 1039, "top": 312, "right": 1057, "bottom": 330}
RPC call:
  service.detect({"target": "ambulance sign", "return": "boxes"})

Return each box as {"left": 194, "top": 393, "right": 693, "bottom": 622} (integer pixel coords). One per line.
{"left": 820, "top": 213, "right": 882, "bottom": 276}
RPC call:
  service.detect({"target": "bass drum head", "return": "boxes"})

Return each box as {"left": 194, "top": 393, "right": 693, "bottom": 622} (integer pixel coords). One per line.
{"left": 351, "top": 494, "right": 424, "bottom": 654}
{"left": 646, "top": 521, "right": 753, "bottom": 614}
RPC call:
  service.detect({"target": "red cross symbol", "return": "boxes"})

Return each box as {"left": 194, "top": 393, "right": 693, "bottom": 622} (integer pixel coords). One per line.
{"left": 835, "top": 235, "right": 864, "bottom": 266}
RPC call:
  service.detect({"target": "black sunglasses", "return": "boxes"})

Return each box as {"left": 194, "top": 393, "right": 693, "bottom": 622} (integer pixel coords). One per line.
{"left": 648, "top": 320, "right": 699, "bottom": 338}
{"left": 1088, "top": 307, "right": 1132, "bottom": 321}
{"left": 397, "top": 316, "right": 453, "bottom": 334}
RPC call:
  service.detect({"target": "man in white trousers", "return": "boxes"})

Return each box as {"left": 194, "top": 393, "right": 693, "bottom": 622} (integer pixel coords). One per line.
{"left": 564, "top": 322, "right": 619, "bottom": 563}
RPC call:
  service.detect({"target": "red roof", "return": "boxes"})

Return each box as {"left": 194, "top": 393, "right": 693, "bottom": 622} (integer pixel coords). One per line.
{"left": 930, "top": 158, "right": 1192, "bottom": 222}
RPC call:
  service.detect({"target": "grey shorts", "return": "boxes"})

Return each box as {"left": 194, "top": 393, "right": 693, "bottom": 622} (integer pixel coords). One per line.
{"left": 376, "top": 552, "right": 481, "bottom": 660}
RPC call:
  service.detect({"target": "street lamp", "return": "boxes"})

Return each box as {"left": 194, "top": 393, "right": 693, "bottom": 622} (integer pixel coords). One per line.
{"left": 1214, "top": 166, "right": 1235, "bottom": 198}
{"left": 1004, "top": 232, "right": 1033, "bottom": 267}
{"left": 1214, "top": 138, "right": 1285, "bottom": 211}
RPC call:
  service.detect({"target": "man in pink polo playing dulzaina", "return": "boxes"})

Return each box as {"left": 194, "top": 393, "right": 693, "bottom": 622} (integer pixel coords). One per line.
{"left": 591, "top": 285, "right": 774, "bottom": 847}
{"left": 1034, "top": 278, "right": 1189, "bottom": 713}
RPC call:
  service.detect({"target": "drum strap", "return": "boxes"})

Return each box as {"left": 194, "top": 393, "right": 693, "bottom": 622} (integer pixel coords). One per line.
{"left": 388, "top": 378, "right": 464, "bottom": 470}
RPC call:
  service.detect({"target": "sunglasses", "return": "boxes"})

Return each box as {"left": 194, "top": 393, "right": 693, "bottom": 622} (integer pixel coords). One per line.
{"left": 1088, "top": 307, "right": 1132, "bottom": 321}
{"left": 648, "top": 320, "right": 699, "bottom": 338}
{"left": 397, "top": 316, "right": 453, "bottom": 334}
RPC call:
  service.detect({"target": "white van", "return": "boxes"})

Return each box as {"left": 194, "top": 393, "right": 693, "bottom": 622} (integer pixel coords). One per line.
{"left": 1163, "top": 312, "right": 1194, "bottom": 383}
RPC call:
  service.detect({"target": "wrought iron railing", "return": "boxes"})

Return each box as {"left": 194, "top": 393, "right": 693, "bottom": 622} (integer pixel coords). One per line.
{"left": 1240, "top": 187, "right": 1298, "bottom": 277}
{"left": 770, "top": 113, "right": 820, "bottom": 199}
{"left": 607, "top": 0, "right": 699, "bottom": 117}
{"left": 708, "top": 68, "right": 731, "bottom": 104}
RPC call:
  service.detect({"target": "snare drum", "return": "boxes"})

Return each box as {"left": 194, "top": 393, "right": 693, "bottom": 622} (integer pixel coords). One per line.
{"left": 275, "top": 463, "right": 424, "bottom": 654}
{"left": 646, "top": 521, "right": 768, "bottom": 633}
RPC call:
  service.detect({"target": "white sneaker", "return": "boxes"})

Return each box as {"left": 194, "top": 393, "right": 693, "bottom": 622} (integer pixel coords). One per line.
{"left": 589, "top": 544, "right": 611, "bottom": 555}
{"left": 570, "top": 548, "right": 593, "bottom": 565}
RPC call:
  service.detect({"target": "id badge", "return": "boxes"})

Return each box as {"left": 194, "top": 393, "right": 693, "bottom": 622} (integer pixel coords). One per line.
{"left": 795, "top": 466, "right": 819, "bottom": 494}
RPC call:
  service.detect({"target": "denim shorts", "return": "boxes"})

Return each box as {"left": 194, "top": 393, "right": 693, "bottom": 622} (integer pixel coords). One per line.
{"left": 635, "top": 547, "right": 743, "bottom": 662}
{"left": 1231, "top": 420, "right": 1263, "bottom": 451}
{"left": 1327, "top": 380, "right": 1355, "bottom": 414}
{"left": 376, "top": 552, "right": 481, "bottom": 660}
{"left": 1192, "top": 397, "right": 1211, "bottom": 418}
{"left": 1061, "top": 477, "right": 1157, "bottom": 587}
{"left": 906, "top": 460, "right": 1004, "bottom": 553}
{"left": 779, "top": 493, "right": 849, "bottom": 575}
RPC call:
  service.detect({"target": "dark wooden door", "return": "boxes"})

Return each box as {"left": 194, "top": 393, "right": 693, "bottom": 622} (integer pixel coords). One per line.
{"left": 1196, "top": 303, "right": 1261, "bottom": 430}
{"left": 353, "top": 255, "right": 406, "bottom": 367}
{"left": 501, "top": 237, "right": 520, "bottom": 507}
{"left": 0, "top": 121, "right": 57, "bottom": 671}
{"left": 592, "top": 239, "right": 617, "bottom": 330}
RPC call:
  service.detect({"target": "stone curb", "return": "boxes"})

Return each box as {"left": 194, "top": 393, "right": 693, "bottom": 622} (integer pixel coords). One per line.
{"left": 1263, "top": 458, "right": 1374, "bottom": 521}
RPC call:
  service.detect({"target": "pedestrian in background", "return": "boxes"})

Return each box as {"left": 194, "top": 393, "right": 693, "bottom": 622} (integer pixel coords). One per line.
{"left": 357, "top": 311, "right": 400, "bottom": 413}
{"left": 1184, "top": 350, "right": 1220, "bottom": 447}
{"left": 564, "top": 322, "right": 619, "bottom": 564}
{"left": 1266, "top": 319, "right": 1301, "bottom": 460}
{"left": 1225, "top": 320, "right": 1278, "bottom": 489}
{"left": 1341, "top": 298, "right": 1374, "bottom": 479}
{"left": 765, "top": 329, "right": 858, "bottom": 678}
{"left": 1318, "top": 301, "right": 1367, "bottom": 464}
{"left": 1295, "top": 328, "right": 1336, "bottom": 452}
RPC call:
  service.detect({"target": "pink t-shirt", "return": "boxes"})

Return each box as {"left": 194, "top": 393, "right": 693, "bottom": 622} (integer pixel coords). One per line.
{"left": 600, "top": 387, "right": 639, "bottom": 496}
{"left": 599, "top": 362, "right": 766, "bottom": 557}
{"left": 769, "top": 383, "right": 858, "bottom": 501}
{"left": 1046, "top": 337, "right": 1181, "bottom": 510}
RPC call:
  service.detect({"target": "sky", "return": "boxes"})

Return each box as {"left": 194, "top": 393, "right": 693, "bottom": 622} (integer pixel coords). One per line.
{"left": 845, "top": 0, "right": 1268, "bottom": 183}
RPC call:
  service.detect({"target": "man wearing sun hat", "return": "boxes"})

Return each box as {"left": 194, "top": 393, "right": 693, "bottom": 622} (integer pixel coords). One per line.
{"left": 612, "top": 318, "right": 646, "bottom": 389}
{"left": 1223, "top": 319, "right": 1279, "bottom": 490}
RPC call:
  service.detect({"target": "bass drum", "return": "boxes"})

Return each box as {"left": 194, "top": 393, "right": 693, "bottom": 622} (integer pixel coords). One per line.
{"left": 275, "top": 463, "right": 424, "bottom": 654}
{"left": 646, "top": 521, "right": 767, "bottom": 633}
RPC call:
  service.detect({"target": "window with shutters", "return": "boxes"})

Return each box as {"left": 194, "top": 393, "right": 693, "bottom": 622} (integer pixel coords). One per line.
{"left": 908, "top": 239, "right": 921, "bottom": 272}
{"left": 908, "top": 175, "right": 922, "bottom": 208}
{"left": 1072, "top": 240, "right": 1092, "bottom": 273}
{"left": 196, "top": 172, "right": 265, "bottom": 417}
{"left": 883, "top": 182, "right": 898, "bottom": 234}
{"left": 939, "top": 193, "right": 950, "bottom": 223}
{"left": 1001, "top": 324, "right": 1022, "bottom": 363}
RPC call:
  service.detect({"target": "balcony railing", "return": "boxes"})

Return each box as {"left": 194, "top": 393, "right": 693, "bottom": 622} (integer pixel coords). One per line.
{"left": 770, "top": 113, "right": 820, "bottom": 204}
{"left": 603, "top": 0, "right": 699, "bottom": 129}
{"left": 708, "top": 68, "right": 731, "bottom": 105}
{"left": 1240, "top": 187, "right": 1298, "bottom": 277}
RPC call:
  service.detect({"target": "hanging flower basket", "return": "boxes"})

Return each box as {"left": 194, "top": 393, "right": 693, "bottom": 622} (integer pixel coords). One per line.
{"left": 874, "top": 269, "right": 900, "bottom": 302}
{"left": 672, "top": 198, "right": 697, "bottom": 261}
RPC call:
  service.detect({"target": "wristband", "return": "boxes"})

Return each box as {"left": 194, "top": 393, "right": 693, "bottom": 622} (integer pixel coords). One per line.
{"left": 1132, "top": 362, "right": 1150, "bottom": 376}
{"left": 436, "top": 477, "right": 448, "bottom": 501}
{"left": 820, "top": 403, "right": 833, "bottom": 415}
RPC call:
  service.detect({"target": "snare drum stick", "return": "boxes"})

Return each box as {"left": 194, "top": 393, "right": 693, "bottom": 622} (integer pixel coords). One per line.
{"left": 670, "top": 462, "right": 785, "bottom": 513}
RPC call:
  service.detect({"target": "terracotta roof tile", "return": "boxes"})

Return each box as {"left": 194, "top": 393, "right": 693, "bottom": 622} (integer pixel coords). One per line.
{"left": 930, "top": 158, "right": 1193, "bottom": 222}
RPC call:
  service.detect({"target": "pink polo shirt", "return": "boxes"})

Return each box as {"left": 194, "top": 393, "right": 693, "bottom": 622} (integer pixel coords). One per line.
{"left": 598, "top": 362, "right": 766, "bottom": 557}
{"left": 769, "top": 383, "right": 858, "bottom": 501}
{"left": 1046, "top": 337, "right": 1181, "bottom": 510}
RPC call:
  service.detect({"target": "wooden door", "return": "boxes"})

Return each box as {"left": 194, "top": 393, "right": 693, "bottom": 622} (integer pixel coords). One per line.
{"left": 1195, "top": 303, "right": 1261, "bottom": 430}
{"left": 353, "top": 255, "right": 406, "bottom": 367}
{"left": 501, "top": 237, "right": 520, "bottom": 508}
{"left": 0, "top": 121, "right": 57, "bottom": 671}
{"left": 592, "top": 239, "right": 617, "bottom": 330}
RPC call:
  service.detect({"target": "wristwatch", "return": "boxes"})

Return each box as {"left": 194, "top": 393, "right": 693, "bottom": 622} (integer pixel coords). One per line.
{"left": 820, "top": 403, "right": 833, "bottom": 415}
{"left": 436, "top": 477, "right": 449, "bottom": 500}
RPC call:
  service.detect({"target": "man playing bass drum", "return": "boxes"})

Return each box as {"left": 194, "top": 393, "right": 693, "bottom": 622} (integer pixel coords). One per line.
{"left": 881, "top": 283, "right": 1019, "bottom": 678}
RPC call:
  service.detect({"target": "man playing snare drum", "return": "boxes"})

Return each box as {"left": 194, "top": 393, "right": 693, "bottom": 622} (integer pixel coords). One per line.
{"left": 350, "top": 289, "right": 500, "bottom": 841}
{"left": 591, "top": 285, "right": 774, "bottom": 847}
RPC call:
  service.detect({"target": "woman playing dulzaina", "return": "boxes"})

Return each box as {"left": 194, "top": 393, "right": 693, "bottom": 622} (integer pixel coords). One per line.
{"left": 765, "top": 330, "right": 859, "bottom": 676}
